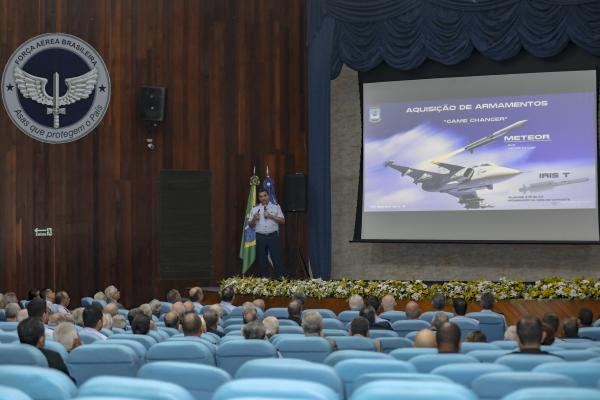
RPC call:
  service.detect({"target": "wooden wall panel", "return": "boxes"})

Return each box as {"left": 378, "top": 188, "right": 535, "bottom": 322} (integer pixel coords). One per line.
{"left": 0, "top": 0, "right": 308, "bottom": 307}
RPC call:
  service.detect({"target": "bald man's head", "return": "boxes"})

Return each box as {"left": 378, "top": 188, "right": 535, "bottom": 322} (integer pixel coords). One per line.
{"left": 171, "top": 301, "right": 185, "bottom": 317}
{"left": 182, "top": 313, "right": 204, "bottom": 336}
{"left": 436, "top": 322, "right": 461, "bottom": 353}
{"left": 164, "top": 311, "right": 180, "bottom": 329}
{"left": 104, "top": 303, "right": 118, "bottom": 317}
{"left": 381, "top": 295, "right": 396, "bottom": 312}
{"left": 413, "top": 329, "right": 436, "bottom": 348}
{"left": 183, "top": 301, "right": 195, "bottom": 314}
{"left": 405, "top": 301, "right": 421, "bottom": 320}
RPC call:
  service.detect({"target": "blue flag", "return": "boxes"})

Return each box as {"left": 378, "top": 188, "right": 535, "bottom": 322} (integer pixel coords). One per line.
{"left": 262, "top": 175, "right": 278, "bottom": 205}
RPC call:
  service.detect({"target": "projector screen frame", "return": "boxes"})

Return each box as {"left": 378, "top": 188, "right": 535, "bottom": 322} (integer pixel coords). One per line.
{"left": 353, "top": 48, "right": 600, "bottom": 245}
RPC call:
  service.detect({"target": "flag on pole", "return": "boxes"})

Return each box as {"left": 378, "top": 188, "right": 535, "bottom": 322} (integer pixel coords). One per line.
{"left": 262, "top": 165, "right": 278, "bottom": 204}
{"left": 240, "top": 173, "right": 260, "bottom": 274}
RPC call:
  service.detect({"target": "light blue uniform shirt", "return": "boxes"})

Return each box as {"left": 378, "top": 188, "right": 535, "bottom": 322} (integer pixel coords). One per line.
{"left": 250, "top": 202, "right": 284, "bottom": 234}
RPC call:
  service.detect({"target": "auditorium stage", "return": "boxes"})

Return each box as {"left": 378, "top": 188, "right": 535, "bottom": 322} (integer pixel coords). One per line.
{"left": 202, "top": 292, "right": 600, "bottom": 326}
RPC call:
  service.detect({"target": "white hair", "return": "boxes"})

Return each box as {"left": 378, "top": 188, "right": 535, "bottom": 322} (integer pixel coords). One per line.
{"left": 348, "top": 295, "right": 364, "bottom": 311}
{"left": 104, "top": 285, "right": 118, "bottom": 300}
{"left": 53, "top": 322, "right": 79, "bottom": 352}
{"left": 263, "top": 316, "right": 279, "bottom": 337}
{"left": 504, "top": 325, "right": 518, "bottom": 341}
{"left": 112, "top": 314, "right": 127, "bottom": 329}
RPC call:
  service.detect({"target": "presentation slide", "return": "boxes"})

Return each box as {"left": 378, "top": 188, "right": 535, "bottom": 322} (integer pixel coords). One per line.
{"left": 361, "top": 71, "right": 599, "bottom": 241}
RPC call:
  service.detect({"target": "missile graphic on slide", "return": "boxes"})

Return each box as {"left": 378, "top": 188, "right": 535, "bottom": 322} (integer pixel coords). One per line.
{"left": 518, "top": 177, "right": 590, "bottom": 193}
{"left": 464, "top": 119, "right": 528, "bottom": 153}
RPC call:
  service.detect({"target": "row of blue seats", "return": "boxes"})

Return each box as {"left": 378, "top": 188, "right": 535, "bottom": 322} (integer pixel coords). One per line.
{"left": 2, "top": 355, "right": 600, "bottom": 400}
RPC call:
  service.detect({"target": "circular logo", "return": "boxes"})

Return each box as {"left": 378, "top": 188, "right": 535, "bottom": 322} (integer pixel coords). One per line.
{"left": 1, "top": 33, "right": 110, "bottom": 144}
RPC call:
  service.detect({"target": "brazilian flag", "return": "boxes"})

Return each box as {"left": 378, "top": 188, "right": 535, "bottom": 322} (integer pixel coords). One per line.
{"left": 240, "top": 174, "right": 260, "bottom": 274}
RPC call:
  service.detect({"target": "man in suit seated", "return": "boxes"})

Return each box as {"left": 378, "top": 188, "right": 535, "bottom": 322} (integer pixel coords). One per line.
{"left": 242, "top": 320, "right": 267, "bottom": 340}
{"left": 512, "top": 316, "right": 561, "bottom": 356}
{"left": 287, "top": 300, "right": 303, "bottom": 326}
{"left": 182, "top": 313, "right": 205, "bottom": 337}
{"left": 27, "top": 298, "right": 54, "bottom": 339}
{"left": 479, "top": 292, "right": 506, "bottom": 329}
{"left": 436, "top": 322, "right": 461, "bottom": 353}
{"left": 302, "top": 312, "right": 337, "bottom": 350}
{"left": 449, "top": 298, "right": 479, "bottom": 325}
{"left": 349, "top": 316, "right": 381, "bottom": 352}
{"left": 17, "top": 317, "right": 73, "bottom": 379}
{"left": 82, "top": 304, "right": 107, "bottom": 340}
{"left": 360, "top": 306, "right": 392, "bottom": 330}
{"left": 203, "top": 308, "right": 224, "bottom": 337}
{"left": 405, "top": 301, "right": 422, "bottom": 320}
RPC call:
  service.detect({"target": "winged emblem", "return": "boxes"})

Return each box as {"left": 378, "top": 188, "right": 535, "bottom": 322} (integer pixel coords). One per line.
{"left": 14, "top": 66, "right": 98, "bottom": 128}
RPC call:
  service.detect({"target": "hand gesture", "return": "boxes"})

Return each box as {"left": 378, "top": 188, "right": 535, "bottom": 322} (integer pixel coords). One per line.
{"left": 252, "top": 210, "right": 261, "bottom": 222}
{"left": 264, "top": 210, "right": 272, "bottom": 219}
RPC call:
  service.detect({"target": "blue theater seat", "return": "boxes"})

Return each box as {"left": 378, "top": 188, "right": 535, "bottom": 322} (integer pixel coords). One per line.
{"left": 160, "top": 301, "right": 171, "bottom": 314}
{"left": 552, "top": 349, "right": 599, "bottom": 361}
{"left": 111, "top": 327, "right": 128, "bottom": 334}
{"left": 223, "top": 318, "right": 244, "bottom": 328}
{"left": 77, "top": 376, "right": 194, "bottom": 400}
{"left": 0, "top": 385, "right": 32, "bottom": 400}
{"left": 67, "top": 344, "right": 140, "bottom": 385}
{"left": 277, "top": 319, "right": 299, "bottom": 326}
{"left": 490, "top": 340, "right": 518, "bottom": 350}
{"left": 466, "top": 312, "right": 506, "bottom": 342}
{"left": 146, "top": 340, "right": 215, "bottom": 365}
{"left": 224, "top": 324, "right": 244, "bottom": 334}
{"left": 323, "top": 318, "right": 345, "bottom": 330}
{"left": 0, "top": 331, "right": 18, "bottom": 343}
{"left": 92, "top": 299, "right": 107, "bottom": 308}
{"left": 108, "top": 333, "right": 157, "bottom": 349}
{"left": 368, "top": 330, "right": 398, "bottom": 339}
{"left": 450, "top": 318, "right": 480, "bottom": 341}
{"left": 216, "top": 339, "right": 277, "bottom": 375}
{"left": 220, "top": 335, "right": 245, "bottom": 344}
{"left": 0, "top": 343, "right": 48, "bottom": 367}
{"left": 224, "top": 307, "right": 244, "bottom": 319}
{"left": 147, "top": 330, "right": 164, "bottom": 343}
{"left": 337, "top": 311, "right": 359, "bottom": 324}
{"left": 323, "top": 329, "right": 348, "bottom": 337}
{"left": 377, "top": 337, "right": 412, "bottom": 353}
{"left": 501, "top": 387, "right": 600, "bottom": 400}
{"left": 158, "top": 326, "right": 179, "bottom": 336}
{"left": 0, "top": 365, "right": 77, "bottom": 400}
{"left": 379, "top": 311, "right": 407, "bottom": 323}
{"left": 264, "top": 307, "right": 288, "bottom": 319}
{"left": 471, "top": 372, "right": 575, "bottom": 400}
{"left": 409, "top": 353, "right": 479, "bottom": 373}
{"left": 278, "top": 325, "right": 304, "bottom": 334}
{"left": 0, "top": 309, "right": 5, "bottom": 321}
{"left": 213, "top": 378, "right": 338, "bottom": 400}
{"left": 236, "top": 359, "right": 343, "bottom": 399}
{"left": 334, "top": 358, "right": 416, "bottom": 396}
{"left": 332, "top": 336, "right": 376, "bottom": 351}
{"left": 117, "top": 309, "right": 129, "bottom": 317}
{"left": 405, "top": 331, "right": 418, "bottom": 341}
{"left": 460, "top": 342, "right": 500, "bottom": 353}
{"left": 78, "top": 330, "right": 102, "bottom": 344}
{"left": 467, "top": 349, "right": 512, "bottom": 363}
{"left": 551, "top": 340, "right": 595, "bottom": 350}
{"left": 353, "top": 373, "right": 451, "bottom": 392}
{"left": 494, "top": 353, "right": 564, "bottom": 371}
{"left": 419, "top": 311, "right": 454, "bottom": 323}
{"left": 303, "top": 309, "right": 337, "bottom": 319}
{"left": 389, "top": 347, "right": 437, "bottom": 361}
{"left": 138, "top": 361, "right": 231, "bottom": 399}
{"left": 350, "top": 380, "right": 477, "bottom": 400}
{"left": 431, "top": 363, "right": 511, "bottom": 387}
{"left": 579, "top": 327, "right": 600, "bottom": 340}
{"left": 0, "top": 321, "right": 18, "bottom": 331}
{"left": 275, "top": 336, "right": 333, "bottom": 362}
{"left": 93, "top": 339, "right": 147, "bottom": 360}
{"left": 99, "top": 328, "right": 113, "bottom": 337}
{"left": 80, "top": 297, "right": 93, "bottom": 307}
{"left": 43, "top": 340, "right": 68, "bottom": 362}
{"left": 534, "top": 361, "right": 600, "bottom": 387}
{"left": 391, "top": 320, "right": 430, "bottom": 337}
{"left": 323, "top": 350, "right": 392, "bottom": 366}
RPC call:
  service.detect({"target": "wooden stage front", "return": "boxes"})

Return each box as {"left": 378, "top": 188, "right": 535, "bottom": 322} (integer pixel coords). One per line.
{"left": 204, "top": 293, "right": 600, "bottom": 326}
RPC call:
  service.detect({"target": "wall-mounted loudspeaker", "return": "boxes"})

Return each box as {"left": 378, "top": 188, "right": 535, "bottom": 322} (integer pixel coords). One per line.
{"left": 284, "top": 173, "right": 306, "bottom": 212}
{"left": 139, "top": 86, "right": 167, "bottom": 123}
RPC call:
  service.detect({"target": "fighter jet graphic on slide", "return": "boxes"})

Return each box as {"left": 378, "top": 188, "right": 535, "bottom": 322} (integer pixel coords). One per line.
{"left": 384, "top": 120, "right": 528, "bottom": 209}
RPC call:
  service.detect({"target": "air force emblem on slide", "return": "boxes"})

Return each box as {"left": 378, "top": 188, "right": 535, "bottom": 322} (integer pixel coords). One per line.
{"left": 2, "top": 33, "right": 110, "bottom": 144}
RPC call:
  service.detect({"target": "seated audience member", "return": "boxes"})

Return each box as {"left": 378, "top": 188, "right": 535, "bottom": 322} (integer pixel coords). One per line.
{"left": 542, "top": 313, "right": 560, "bottom": 340}
{"left": 405, "top": 301, "right": 421, "bottom": 320}
{"left": 27, "top": 289, "right": 40, "bottom": 301}
{"left": 72, "top": 307, "right": 85, "bottom": 327}
{"left": 167, "top": 289, "right": 182, "bottom": 304}
{"left": 450, "top": 298, "right": 479, "bottom": 325}
{"left": 431, "top": 293, "right": 446, "bottom": 312}
{"left": 287, "top": 300, "right": 303, "bottom": 325}
{"left": 541, "top": 323, "right": 556, "bottom": 345}
{"left": 140, "top": 303, "right": 153, "bottom": 318}
{"left": 202, "top": 308, "right": 223, "bottom": 337}
{"left": 431, "top": 311, "right": 449, "bottom": 331}
{"left": 112, "top": 314, "right": 128, "bottom": 330}
{"left": 504, "top": 325, "right": 518, "bottom": 341}
{"left": 149, "top": 299, "right": 162, "bottom": 318}
{"left": 16, "top": 309, "right": 29, "bottom": 322}
{"left": 53, "top": 322, "right": 81, "bottom": 352}
{"left": 102, "top": 313, "right": 113, "bottom": 329}
{"left": 263, "top": 316, "right": 279, "bottom": 338}
{"left": 164, "top": 311, "right": 180, "bottom": 330}
{"left": 104, "top": 303, "right": 118, "bottom": 317}
{"left": 348, "top": 294, "right": 364, "bottom": 311}
{"left": 27, "top": 298, "right": 53, "bottom": 339}
{"left": 562, "top": 316, "right": 580, "bottom": 339}
{"left": 189, "top": 287, "right": 204, "bottom": 307}
{"left": 219, "top": 286, "right": 236, "bottom": 314}
{"left": 253, "top": 298, "right": 266, "bottom": 311}
{"left": 303, "top": 312, "right": 337, "bottom": 350}
{"left": 5, "top": 303, "right": 20, "bottom": 321}
{"left": 360, "top": 306, "right": 392, "bottom": 330}
{"left": 242, "top": 320, "right": 266, "bottom": 340}
{"left": 182, "top": 313, "right": 205, "bottom": 337}
{"left": 131, "top": 314, "right": 151, "bottom": 335}
{"left": 105, "top": 285, "right": 124, "bottom": 309}
{"left": 292, "top": 292, "right": 306, "bottom": 306}
{"left": 350, "top": 316, "right": 382, "bottom": 351}
{"left": 93, "top": 291, "right": 107, "bottom": 302}
{"left": 242, "top": 303, "right": 258, "bottom": 323}
{"left": 465, "top": 331, "right": 487, "bottom": 342}
{"left": 513, "top": 316, "right": 559, "bottom": 356}
{"left": 480, "top": 292, "right": 506, "bottom": 326}
{"left": 83, "top": 305, "right": 107, "bottom": 340}
{"left": 4, "top": 292, "right": 18, "bottom": 305}
{"left": 366, "top": 296, "right": 387, "bottom": 323}
{"left": 127, "top": 308, "right": 144, "bottom": 325}
{"left": 41, "top": 288, "right": 55, "bottom": 309}
{"left": 171, "top": 301, "right": 185, "bottom": 318}
{"left": 18, "top": 317, "right": 72, "bottom": 378}
{"left": 414, "top": 329, "right": 437, "bottom": 348}
{"left": 48, "top": 313, "right": 69, "bottom": 327}
{"left": 436, "top": 322, "right": 461, "bottom": 353}
{"left": 578, "top": 308, "right": 593, "bottom": 328}
{"left": 381, "top": 295, "right": 396, "bottom": 312}
{"left": 183, "top": 300, "right": 195, "bottom": 314}
{"left": 54, "top": 291, "right": 71, "bottom": 315}
{"left": 210, "top": 304, "right": 224, "bottom": 319}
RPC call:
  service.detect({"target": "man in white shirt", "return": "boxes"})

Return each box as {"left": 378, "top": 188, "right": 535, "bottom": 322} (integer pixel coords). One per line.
{"left": 248, "top": 188, "right": 286, "bottom": 278}
{"left": 82, "top": 305, "right": 107, "bottom": 340}
{"left": 54, "top": 291, "right": 71, "bottom": 315}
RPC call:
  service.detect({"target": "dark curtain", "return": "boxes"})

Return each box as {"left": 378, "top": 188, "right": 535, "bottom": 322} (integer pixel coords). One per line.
{"left": 307, "top": 0, "right": 600, "bottom": 279}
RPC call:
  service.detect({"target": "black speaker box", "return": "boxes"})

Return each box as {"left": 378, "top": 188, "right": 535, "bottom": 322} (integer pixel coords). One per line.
{"left": 284, "top": 173, "right": 306, "bottom": 212}
{"left": 139, "top": 86, "right": 167, "bottom": 122}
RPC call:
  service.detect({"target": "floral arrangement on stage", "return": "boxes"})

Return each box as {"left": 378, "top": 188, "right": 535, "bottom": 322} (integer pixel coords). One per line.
{"left": 220, "top": 276, "right": 600, "bottom": 301}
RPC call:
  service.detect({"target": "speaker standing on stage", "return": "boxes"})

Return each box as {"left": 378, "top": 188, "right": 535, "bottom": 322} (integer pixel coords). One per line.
{"left": 249, "top": 188, "right": 285, "bottom": 278}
